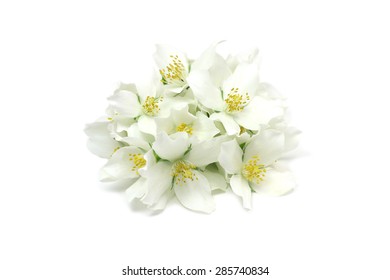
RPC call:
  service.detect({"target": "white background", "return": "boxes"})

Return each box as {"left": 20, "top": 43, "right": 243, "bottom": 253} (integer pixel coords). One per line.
{"left": 1, "top": 1, "right": 389, "bottom": 279}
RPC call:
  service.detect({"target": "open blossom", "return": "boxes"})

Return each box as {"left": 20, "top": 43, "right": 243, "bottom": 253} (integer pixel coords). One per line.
{"left": 218, "top": 129, "right": 296, "bottom": 209}
{"left": 128, "top": 132, "right": 227, "bottom": 213}
{"left": 153, "top": 45, "right": 191, "bottom": 94}
{"left": 187, "top": 48, "right": 284, "bottom": 135}
{"left": 154, "top": 105, "right": 220, "bottom": 143}
{"left": 85, "top": 42, "right": 300, "bottom": 213}
{"left": 85, "top": 119, "right": 125, "bottom": 158}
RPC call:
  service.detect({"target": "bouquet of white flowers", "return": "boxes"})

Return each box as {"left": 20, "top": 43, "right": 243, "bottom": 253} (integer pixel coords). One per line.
{"left": 85, "top": 43, "right": 300, "bottom": 213}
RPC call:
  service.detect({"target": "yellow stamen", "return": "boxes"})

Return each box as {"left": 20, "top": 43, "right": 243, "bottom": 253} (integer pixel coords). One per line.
{"left": 176, "top": 123, "right": 193, "bottom": 135}
{"left": 142, "top": 96, "right": 163, "bottom": 116}
{"left": 129, "top": 153, "right": 146, "bottom": 175}
{"left": 224, "top": 88, "right": 250, "bottom": 113}
{"left": 172, "top": 161, "right": 198, "bottom": 186}
{"left": 159, "top": 55, "right": 186, "bottom": 85}
{"left": 242, "top": 155, "right": 266, "bottom": 184}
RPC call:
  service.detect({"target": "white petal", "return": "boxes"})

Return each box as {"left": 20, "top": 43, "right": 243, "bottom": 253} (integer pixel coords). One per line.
{"left": 138, "top": 115, "right": 157, "bottom": 136}
{"left": 235, "top": 96, "right": 284, "bottom": 129}
{"left": 85, "top": 121, "right": 121, "bottom": 158}
{"left": 159, "top": 95, "right": 192, "bottom": 117}
{"left": 191, "top": 42, "right": 231, "bottom": 85}
{"left": 203, "top": 168, "right": 227, "bottom": 191}
{"left": 210, "top": 112, "right": 240, "bottom": 135}
{"left": 233, "top": 106, "right": 261, "bottom": 130}
{"left": 218, "top": 139, "right": 243, "bottom": 174}
{"left": 284, "top": 126, "right": 301, "bottom": 153}
{"left": 222, "top": 62, "right": 259, "bottom": 99}
{"left": 106, "top": 115, "right": 135, "bottom": 133}
{"left": 268, "top": 117, "right": 301, "bottom": 153}
{"left": 154, "top": 44, "right": 188, "bottom": 91}
{"left": 125, "top": 177, "right": 147, "bottom": 201}
{"left": 236, "top": 131, "right": 251, "bottom": 145}
{"left": 208, "top": 54, "right": 232, "bottom": 86}
{"left": 191, "top": 112, "right": 220, "bottom": 141}
{"left": 100, "top": 146, "right": 144, "bottom": 180}
{"left": 257, "top": 82, "right": 285, "bottom": 99}
{"left": 252, "top": 169, "right": 295, "bottom": 196}
{"left": 152, "top": 131, "right": 189, "bottom": 162}
{"left": 230, "top": 174, "right": 252, "bottom": 209}
{"left": 174, "top": 171, "right": 215, "bottom": 213}
{"left": 157, "top": 109, "right": 177, "bottom": 130}
{"left": 153, "top": 44, "right": 189, "bottom": 73}
{"left": 148, "top": 190, "right": 173, "bottom": 211}
{"left": 107, "top": 89, "right": 141, "bottom": 118}
{"left": 171, "top": 105, "right": 197, "bottom": 126}
{"left": 138, "top": 150, "right": 156, "bottom": 177}
{"left": 244, "top": 129, "right": 285, "bottom": 166}
{"left": 191, "top": 42, "right": 220, "bottom": 71}
{"left": 186, "top": 70, "right": 224, "bottom": 111}
{"left": 122, "top": 123, "right": 152, "bottom": 151}
{"left": 141, "top": 161, "right": 173, "bottom": 206}
{"left": 135, "top": 71, "right": 159, "bottom": 102}
{"left": 226, "top": 48, "right": 260, "bottom": 71}
{"left": 186, "top": 136, "right": 227, "bottom": 167}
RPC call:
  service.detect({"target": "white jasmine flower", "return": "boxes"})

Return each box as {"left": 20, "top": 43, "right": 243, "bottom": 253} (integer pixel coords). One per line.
{"left": 218, "top": 129, "right": 295, "bottom": 209}
{"left": 99, "top": 145, "right": 154, "bottom": 181}
{"left": 124, "top": 150, "right": 156, "bottom": 202}
{"left": 139, "top": 132, "right": 227, "bottom": 213}
{"left": 84, "top": 120, "right": 123, "bottom": 158}
{"left": 154, "top": 43, "right": 229, "bottom": 95}
{"left": 107, "top": 81, "right": 188, "bottom": 136}
{"left": 188, "top": 60, "right": 284, "bottom": 135}
{"left": 154, "top": 105, "right": 220, "bottom": 142}
{"left": 154, "top": 45, "right": 190, "bottom": 94}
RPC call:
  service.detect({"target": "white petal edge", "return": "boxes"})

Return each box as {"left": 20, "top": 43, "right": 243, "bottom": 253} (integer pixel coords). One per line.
{"left": 192, "top": 112, "right": 220, "bottom": 141}
{"left": 230, "top": 174, "right": 252, "bottom": 209}
{"left": 152, "top": 131, "right": 189, "bottom": 162}
{"left": 138, "top": 115, "right": 157, "bottom": 136}
{"left": 186, "top": 136, "right": 227, "bottom": 167}
{"left": 203, "top": 169, "right": 227, "bottom": 191}
{"left": 222, "top": 62, "right": 259, "bottom": 99}
{"left": 107, "top": 90, "right": 141, "bottom": 118}
{"left": 244, "top": 129, "right": 285, "bottom": 166}
{"left": 100, "top": 146, "right": 144, "bottom": 180}
{"left": 141, "top": 161, "right": 173, "bottom": 206}
{"left": 235, "top": 96, "right": 284, "bottom": 128}
{"left": 187, "top": 70, "right": 224, "bottom": 111}
{"left": 147, "top": 190, "right": 173, "bottom": 211}
{"left": 210, "top": 112, "right": 240, "bottom": 136}
{"left": 125, "top": 177, "right": 148, "bottom": 201}
{"left": 85, "top": 121, "right": 121, "bottom": 158}
{"left": 174, "top": 171, "right": 215, "bottom": 213}
{"left": 218, "top": 139, "right": 243, "bottom": 174}
{"left": 252, "top": 169, "right": 295, "bottom": 196}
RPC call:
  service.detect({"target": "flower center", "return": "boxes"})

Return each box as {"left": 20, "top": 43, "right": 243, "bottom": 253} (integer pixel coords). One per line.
{"left": 142, "top": 96, "right": 163, "bottom": 116}
{"left": 224, "top": 88, "right": 250, "bottom": 113}
{"left": 242, "top": 155, "right": 266, "bottom": 184}
{"left": 176, "top": 123, "right": 193, "bottom": 135}
{"left": 129, "top": 153, "right": 146, "bottom": 175}
{"left": 159, "top": 55, "right": 186, "bottom": 85}
{"left": 172, "top": 161, "right": 198, "bottom": 186}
